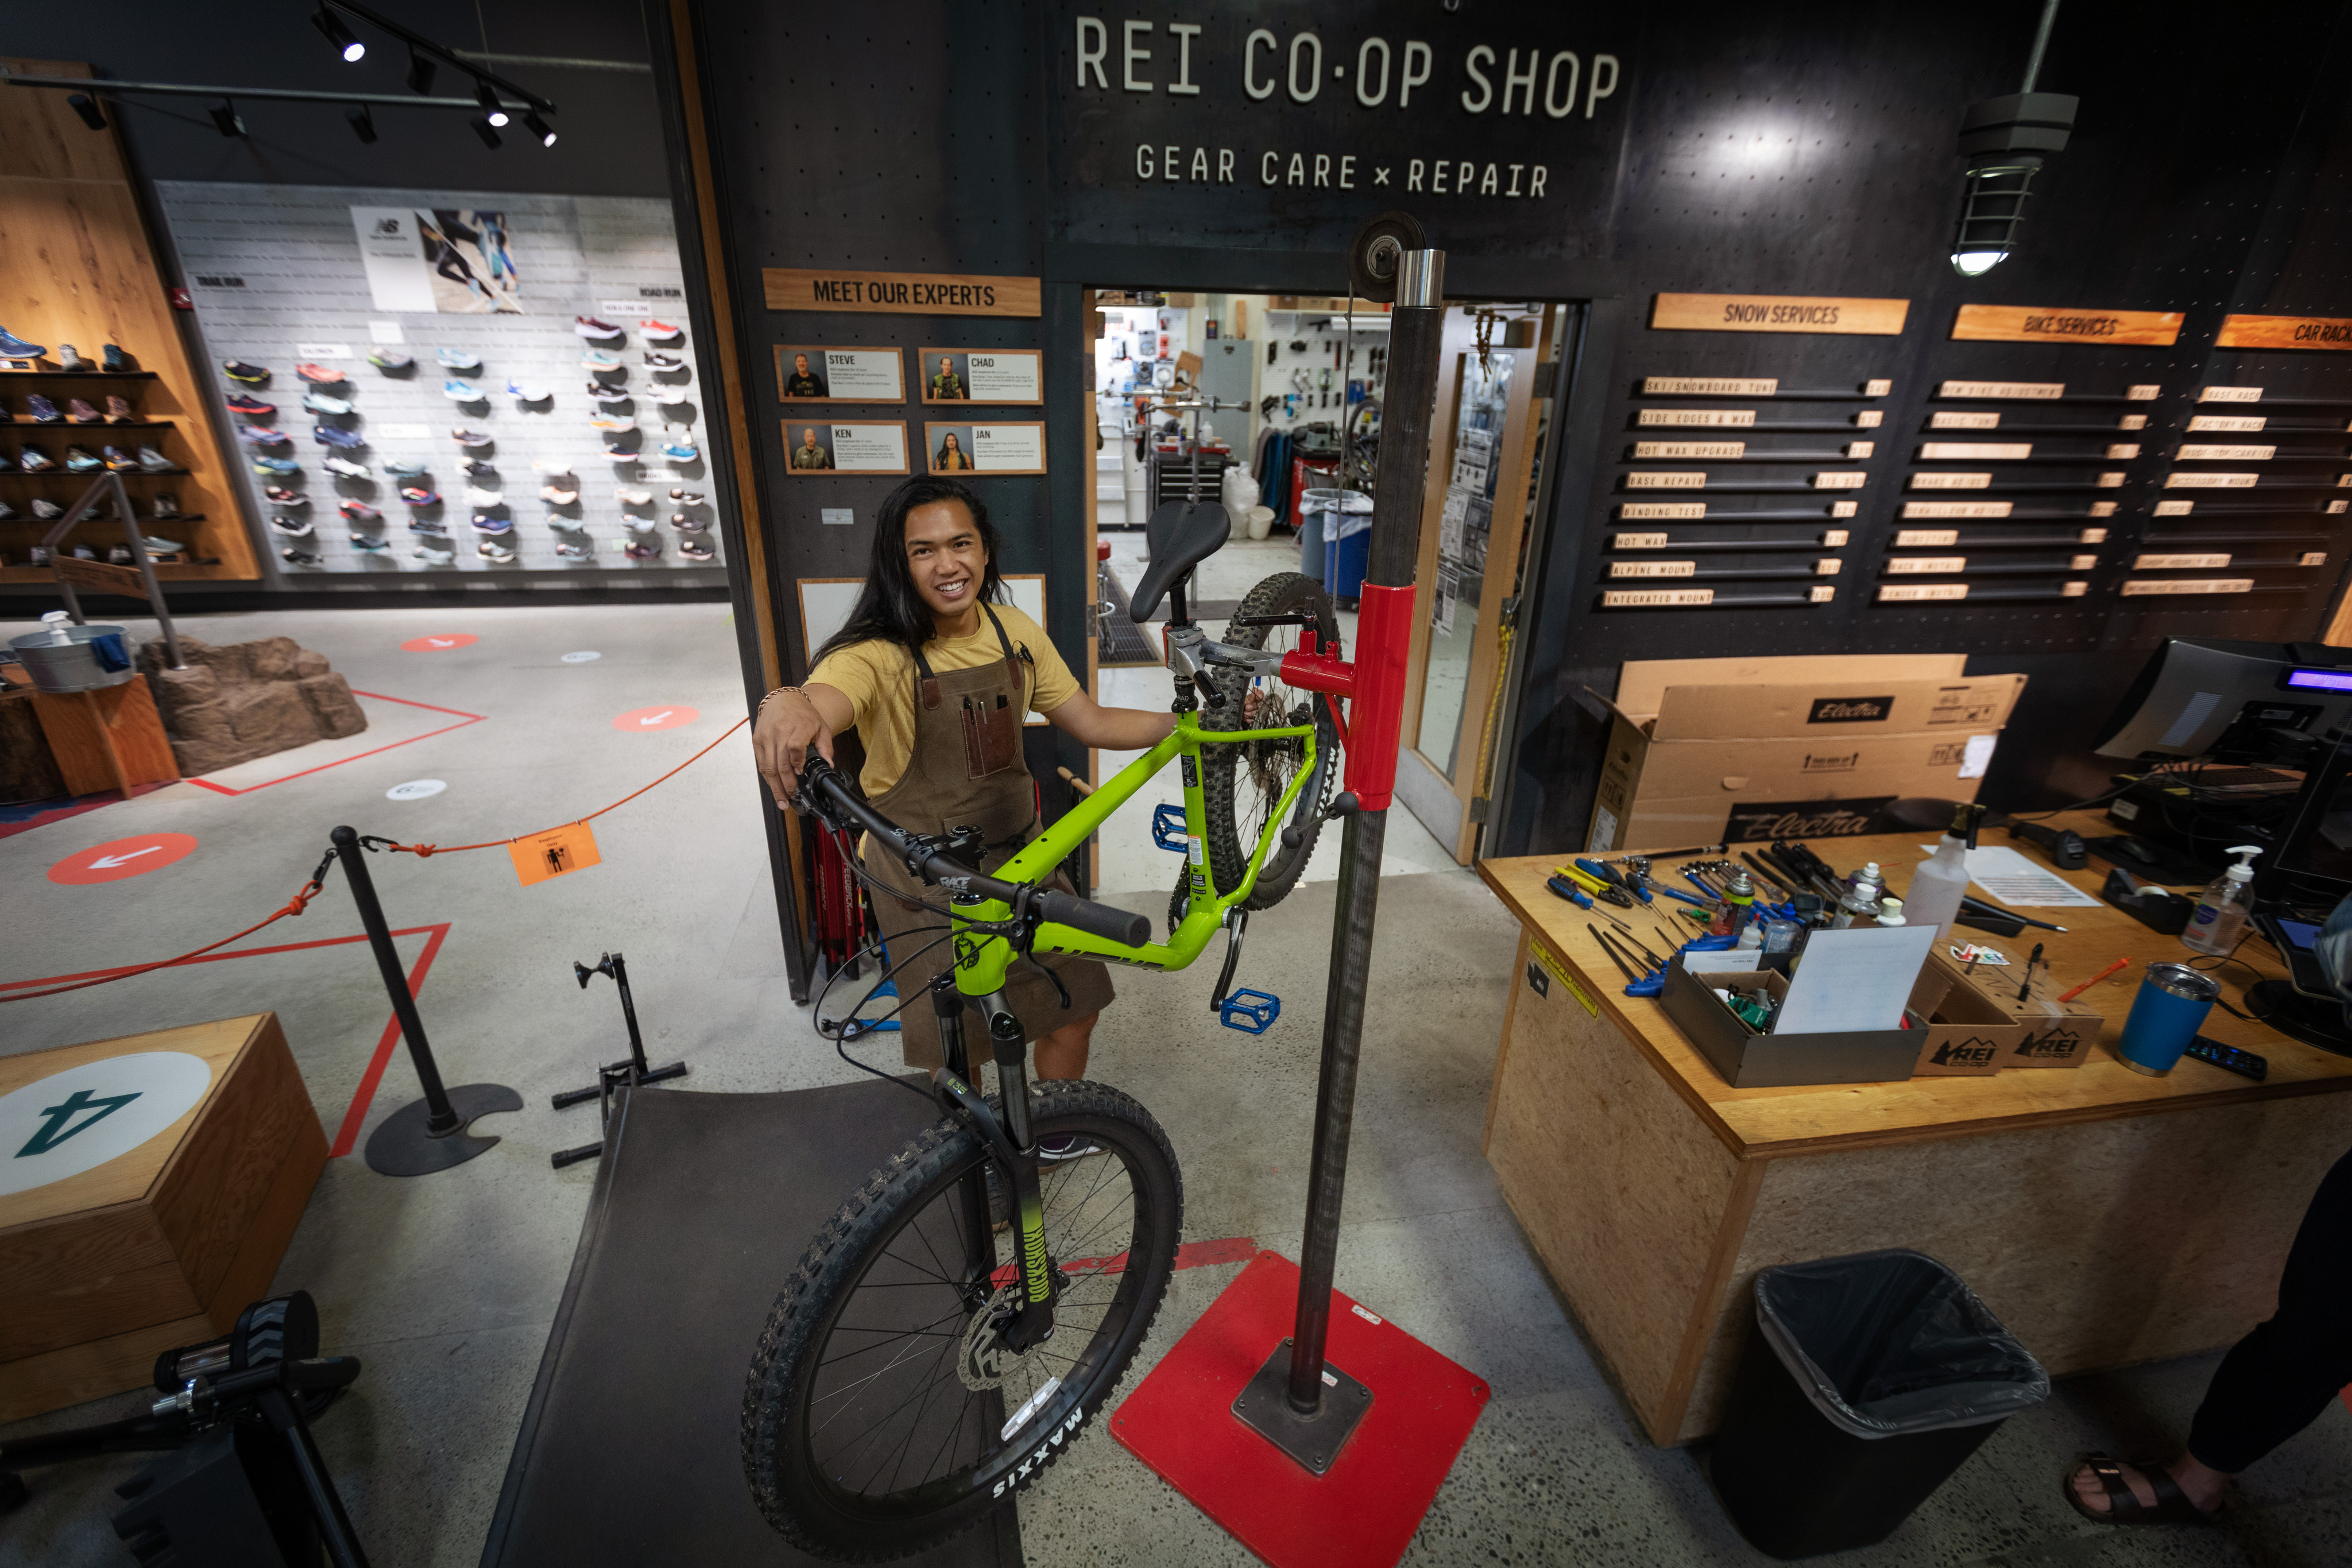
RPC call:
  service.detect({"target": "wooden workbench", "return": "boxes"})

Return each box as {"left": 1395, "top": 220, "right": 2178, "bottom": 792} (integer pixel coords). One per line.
{"left": 1476, "top": 817, "right": 2352, "bottom": 1445}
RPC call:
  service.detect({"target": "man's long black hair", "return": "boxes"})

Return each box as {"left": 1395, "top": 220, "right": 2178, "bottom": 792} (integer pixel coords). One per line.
{"left": 811, "top": 475, "right": 1008, "bottom": 664}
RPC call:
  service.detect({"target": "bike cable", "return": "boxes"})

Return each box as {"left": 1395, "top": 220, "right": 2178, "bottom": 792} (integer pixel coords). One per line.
{"left": 812, "top": 924, "right": 962, "bottom": 1105}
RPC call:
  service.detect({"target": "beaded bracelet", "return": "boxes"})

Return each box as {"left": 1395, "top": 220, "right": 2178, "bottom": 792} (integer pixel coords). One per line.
{"left": 756, "top": 684, "right": 805, "bottom": 718}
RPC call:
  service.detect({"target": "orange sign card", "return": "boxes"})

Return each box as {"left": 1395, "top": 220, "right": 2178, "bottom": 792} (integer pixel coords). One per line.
{"left": 1951, "top": 304, "right": 2184, "bottom": 346}
{"left": 509, "top": 822, "right": 601, "bottom": 887}
{"left": 2215, "top": 313, "right": 2352, "bottom": 350}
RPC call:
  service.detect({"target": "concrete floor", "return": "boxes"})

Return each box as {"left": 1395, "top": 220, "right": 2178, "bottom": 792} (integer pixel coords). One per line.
{"left": 4, "top": 599, "right": 2349, "bottom": 1567}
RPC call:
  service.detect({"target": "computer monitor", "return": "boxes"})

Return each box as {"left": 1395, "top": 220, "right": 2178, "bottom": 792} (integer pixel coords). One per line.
{"left": 2092, "top": 637, "right": 2352, "bottom": 763}
{"left": 2243, "top": 729, "right": 2352, "bottom": 1054}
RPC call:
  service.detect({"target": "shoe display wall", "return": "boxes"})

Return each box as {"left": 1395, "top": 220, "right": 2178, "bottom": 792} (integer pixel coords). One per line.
{"left": 158, "top": 183, "right": 724, "bottom": 576}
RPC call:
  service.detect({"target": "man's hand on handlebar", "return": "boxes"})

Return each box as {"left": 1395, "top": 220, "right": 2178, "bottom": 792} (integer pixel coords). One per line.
{"left": 754, "top": 684, "right": 853, "bottom": 808}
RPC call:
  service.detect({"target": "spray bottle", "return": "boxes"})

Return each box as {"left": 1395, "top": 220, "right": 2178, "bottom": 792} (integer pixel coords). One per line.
{"left": 2181, "top": 845, "right": 2262, "bottom": 956}
{"left": 1906, "top": 802, "right": 1987, "bottom": 943}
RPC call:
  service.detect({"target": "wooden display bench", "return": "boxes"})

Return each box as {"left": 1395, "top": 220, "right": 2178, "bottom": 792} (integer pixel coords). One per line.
{"left": 0, "top": 1015, "right": 325, "bottom": 1422}
{"left": 1476, "top": 814, "right": 2352, "bottom": 1445}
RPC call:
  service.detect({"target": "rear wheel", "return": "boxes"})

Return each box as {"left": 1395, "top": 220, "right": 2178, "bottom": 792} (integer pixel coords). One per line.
{"left": 1202, "top": 571, "right": 1341, "bottom": 911}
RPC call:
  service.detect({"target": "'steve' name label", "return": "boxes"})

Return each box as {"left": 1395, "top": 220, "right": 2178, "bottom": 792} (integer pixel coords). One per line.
{"left": 1952, "top": 304, "right": 2184, "bottom": 346}
{"left": 1808, "top": 696, "right": 1893, "bottom": 723}
{"left": 2216, "top": 314, "right": 2352, "bottom": 350}
{"left": 1651, "top": 294, "right": 1910, "bottom": 335}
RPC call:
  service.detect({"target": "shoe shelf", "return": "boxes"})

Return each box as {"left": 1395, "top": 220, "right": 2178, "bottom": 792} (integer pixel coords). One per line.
{"left": 0, "top": 466, "right": 193, "bottom": 478}
{"left": 2, "top": 419, "right": 179, "bottom": 430}
{"left": 0, "top": 369, "right": 161, "bottom": 380}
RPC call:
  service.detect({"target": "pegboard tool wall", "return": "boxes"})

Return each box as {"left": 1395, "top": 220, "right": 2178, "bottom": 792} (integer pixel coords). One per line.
{"left": 667, "top": 0, "right": 2352, "bottom": 858}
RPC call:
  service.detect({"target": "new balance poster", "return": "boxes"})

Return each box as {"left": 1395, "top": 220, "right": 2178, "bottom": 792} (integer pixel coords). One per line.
{"left": 352, "top": 207, "right": 523, "bottom": 314}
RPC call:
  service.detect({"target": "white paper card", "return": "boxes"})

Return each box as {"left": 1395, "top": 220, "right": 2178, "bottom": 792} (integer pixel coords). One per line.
{"left": 1915, "top": 843, "right": 2102, "bottom": 908}
{"left": 1693, "top": 949, "right": 1767, "bottom": 971}
{"left": 1958, "top": 734, "right": 1997, "bottom": 779}
{"left": 368, "top": 321, "right": 406, "bottom": 344}
{"left": 375, "top": 423, "right": 431, "bottom": 440}
{"left": 820, "top": 508, "right": 856, "bottom": 526}
{"left": 1773, "top": 924, "right": 1937, "bottom": 1036}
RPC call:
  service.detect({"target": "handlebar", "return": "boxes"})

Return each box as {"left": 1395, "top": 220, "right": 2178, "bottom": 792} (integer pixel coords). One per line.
{"left": 799, "top": 757, "right": 1151, "bottom": 948}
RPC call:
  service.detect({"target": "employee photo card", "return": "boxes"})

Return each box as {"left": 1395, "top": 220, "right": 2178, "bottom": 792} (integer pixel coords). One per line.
{"left": 775, "top": 345, "right": 905, "bottom": 402}
{"left": 783, "top": 420, "right": 910, "bottom": 475}
{"left": 923, "top": 421, "right": 1046, "bottom": 474}
{"left": 919, "top": 347, "right": 1043, "bottom": 405}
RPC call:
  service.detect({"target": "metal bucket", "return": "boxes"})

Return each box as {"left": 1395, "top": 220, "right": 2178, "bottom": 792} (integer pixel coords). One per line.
{"left": 9, "top": 622, "right": 137, "bottom": 692}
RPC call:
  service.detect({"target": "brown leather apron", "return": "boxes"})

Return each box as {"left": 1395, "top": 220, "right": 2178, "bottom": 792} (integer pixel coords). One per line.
{"left": 861, "top": 605, "right": 1117, "bottom": 1068}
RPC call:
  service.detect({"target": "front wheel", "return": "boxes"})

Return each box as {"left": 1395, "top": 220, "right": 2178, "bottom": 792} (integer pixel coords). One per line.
{"left": 741, "top": 1080, "right": 1183, "bottom": 1562}
{"left": 1202, "top": 571, "right": 1342, "bottom": 911}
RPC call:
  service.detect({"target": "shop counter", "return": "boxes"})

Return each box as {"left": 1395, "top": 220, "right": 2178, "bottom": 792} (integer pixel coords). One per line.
{"left": 1474, "top": 817, "right": 2352, "bottom": 1445}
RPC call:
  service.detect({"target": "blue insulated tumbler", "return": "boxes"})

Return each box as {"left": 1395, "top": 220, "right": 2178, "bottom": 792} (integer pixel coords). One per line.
{"left": 2117, "top": 962, "right": 2220, "bottom": 1077}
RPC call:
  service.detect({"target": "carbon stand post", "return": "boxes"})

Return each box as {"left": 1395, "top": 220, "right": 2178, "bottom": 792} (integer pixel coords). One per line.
{"left": 331, "top": 826, "right": 520, "bottom": 1175}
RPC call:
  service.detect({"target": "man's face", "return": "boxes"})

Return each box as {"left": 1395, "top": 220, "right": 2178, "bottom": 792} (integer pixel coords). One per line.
{"left": 800, "top": 429, "right": 818, "bottom": 450}
{"left": 902, "top": 500, "right": 987, "bottom": 621}
{"left": 795, "top": 354, "right": 810, "bottom": 374}
{"left": 940, "top": 358, "right": 953, "bottom": 375}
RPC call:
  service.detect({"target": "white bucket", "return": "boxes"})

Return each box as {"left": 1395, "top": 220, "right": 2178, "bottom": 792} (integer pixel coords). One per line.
{"left": 1246, "top": 505, "right": 1275, "bottom": 541}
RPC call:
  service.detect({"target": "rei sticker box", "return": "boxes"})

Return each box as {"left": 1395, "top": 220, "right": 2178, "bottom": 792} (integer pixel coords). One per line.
{"left": 1907, "top": 948, "right": 2104, "bottom": 1075}
{"left": 1585, "top": 655, "right": 2025, "bottom": 851}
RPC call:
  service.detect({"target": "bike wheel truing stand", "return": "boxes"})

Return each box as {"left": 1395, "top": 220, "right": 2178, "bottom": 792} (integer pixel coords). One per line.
{"left": 551, "top": 951, "right": 688, "bottom": 1168}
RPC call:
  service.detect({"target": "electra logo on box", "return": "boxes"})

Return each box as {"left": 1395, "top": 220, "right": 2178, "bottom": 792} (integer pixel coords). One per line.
{"left": 1808, "top": 695, "right": 1893, "bottom": 723}
{"left": 1723, "top": 797, "right": 1894, "bottom": 843}
{"left": 1931, "top": 1037, "right": 2001, "bottom": 1068}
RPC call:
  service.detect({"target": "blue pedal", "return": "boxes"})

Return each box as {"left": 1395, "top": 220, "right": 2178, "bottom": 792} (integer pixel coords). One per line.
{"left": 1151, "top": 803, "right": 1190, "bottom": 852}
{"left": 1219, "top": 989, "right": 1281, "bottom": 1033}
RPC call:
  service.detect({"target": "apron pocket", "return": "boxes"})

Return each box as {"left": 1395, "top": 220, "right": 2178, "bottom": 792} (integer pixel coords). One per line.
{"left": 962, "top": 692, "right": 1020, "bottom": 778}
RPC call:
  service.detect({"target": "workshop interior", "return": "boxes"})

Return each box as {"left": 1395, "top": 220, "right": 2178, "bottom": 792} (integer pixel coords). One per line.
{"left": 8, "top": 1, "right": 2352, "bottom": 1565}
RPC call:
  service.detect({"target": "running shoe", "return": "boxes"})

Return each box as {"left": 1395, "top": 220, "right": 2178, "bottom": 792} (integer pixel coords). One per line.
{"left": 450, "top": 428, "right": 493, "bottom": 447}
{"left": 26, "top": 546, "right": 48, "bottom": 564}
{"left": 55, "top": 344, "right": 92, "bottom": 371}
{"left": 601, "top": 438, "right": 637, "bottom": 458}
{"left": 506, "top": 380, "right": 550, "bottom": 402}
{"left": 660, "top": 440, "right": 699, "bottom": 461}
{"left": 152, "top": 495, "right": 181, "bottom": 519}
{"left": 223, "top": 360, "right": 270, "bottom": 385}
{"left": 441, "top": 379, "right": 483, "bottom": 401}
{"left": 0, "top": 326, "right": 49, "bottom": 358}
{"left": 296, "top": 362, "right": 346, "bottom": 385}
{"left": 581, "top": 349, "right": 622, "bottom": 371}
{"left": 32, "top": 499, "right": 64, "bottom": 520}
{"left": 624, "top": 538, "right": 662, "bottom": 560}
{"left": 408, "top": 517, "right": 450, "bottom": 536}
{"left": 264, "top": 485, "right": 304, "bottom": 505}
{"left": 589, "top": 382, "right": 632, "bottom": 407}
{"left": 349, "top": 533, "right": 388, "bottom": 551}
{"left": 107, "top": 545, "right": 134, "bottom": 565}
{"left": 105, "top": 396, "right": 135, "bottom": 423}
{"left": 461, "top": 459, "right": 498, "bottom": 478}
{"left": 324, "top": 456, "right": 372, "bottom": 478}
{"left": 668, "top": 511, "right": 707, "bottom": 531}
{"left": 237, "top": 426, "right": 288, "bottom": 446}
{"left": 338, "top": 501, "right": 382, "bottom": 523}
{"left": 541, "top": 483, "right": 579, "bottom": 504}
{"left": 677, "top": 536, "right": 715, "bottom": 562}
{"left": 225, "top": 393, "right": 276, "bottom": 417}
{"left": 302, "top": 392, "right": 353, "bottom": 416}
{"left": 69, "top": 544, "right": 96, "bottom": 560}
{"left": 573, "top": 316, "right": 622, "bottom": 339}
{"left": 435, "top": 347, "right": 483, "bottom": 370}
{"left": 644, "top": 352, "right": 684, "bottom": 372}
{"left": 478, "top": 538, "right": 516, "bottom": 563}
{"left": 399, "top": 486, "right": 441, "bottom": 506}
{"left": 368, "top": 347, "right": 413, "bottom": 371}
{"left": 65, "top": 398, "right": 101, "bottom": 424}
{"left": 67, "top": 446, "right": 105, "bottom": 471}
{"left": 27, "top": 395, "right": 61, "bottom": 423}
{"left": 463, "top": 485, "right": 500, "bottom": 506}
{"left": 589, "top": 415, "right": 634, "bottom": 432}
{"left": 533, "top": 459, "right": 576, "bottom": 476}
{"left": 270, "top": 515, "right": 315, "bottom": 537}
{"left": 470, "top": 512, "right": 513, "bottom": 535}
{"left": 413, "top": 542, "right": 455, "bottom": 564}
{"left": 614, "top": 486, "right": 652, "bottom": 505}
{"left": 141, "top": 535, "right": 183, "bottom": 555}
{"left": 312, "top": 424, "right": 367, "bottom": 450}
{"left": 384, "top": 460, "right": 430, "bottom": 478}
{"left": 252, "top": 456, "right": 301, "bottom": 474}
{"left": 281, "top": 548, "right": 323, "bottom": 567}
{"left": 643, "top": 318, "right": 683, "bottom": 342}
{"left": 18, "top": 448, "right": 55, "bottom": 472}
{"left": 669, "top": 489, "right": 705, "bottom": 505}
{"left": 554, "top": 539, "right": 594, "bottom": 559}
{"left": 136, "top": 446, "right": 175, "bottom": 473}
{"left": 102, "top": 344, "right": 129, "bottom": 372}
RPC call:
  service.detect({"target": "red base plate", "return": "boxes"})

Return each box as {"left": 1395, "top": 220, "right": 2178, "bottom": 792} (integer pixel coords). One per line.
{"left": 1110, "top": 1249, "right": 1489, "bottom": 1568}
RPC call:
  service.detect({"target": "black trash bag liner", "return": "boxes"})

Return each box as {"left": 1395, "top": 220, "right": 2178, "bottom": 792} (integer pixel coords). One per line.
{"left": 1754, "top": 1248, "right": 2049, "bottom": 1437}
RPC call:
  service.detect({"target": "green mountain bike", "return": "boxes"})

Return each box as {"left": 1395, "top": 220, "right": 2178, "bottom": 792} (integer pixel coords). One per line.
{"left": 740, "top": 520, "right": 1349, "bottom": 1561}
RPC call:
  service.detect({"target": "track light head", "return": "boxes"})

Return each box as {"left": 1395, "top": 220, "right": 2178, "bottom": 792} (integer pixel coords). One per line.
{"left": 523, "top": 110, "right": 556, "bottom": 148}
{"left": 312, "top": 5, "right": 365, "bottom": 63}
{"left": 346, "top": 105, "right": 378, "bottom": 144}
{"left": 405, "top": 48, "right": 436, "bottom": 94}
{"left": 474, "top": 80, "right": 509, "bottom": 127}
{"left": 471, "top": 115, "right": 503, "bottom": 150}
{"left": 210, "top": 99, "right": 245, "bottom": 138}
{"left": 1949, "top": 92, "right": 2076, "bottom": 280}
{"left": 66, "top": 92, "right": 107, "bottom": 131}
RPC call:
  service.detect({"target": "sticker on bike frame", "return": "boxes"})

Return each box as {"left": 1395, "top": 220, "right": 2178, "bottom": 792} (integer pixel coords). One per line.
{"left": 1187, "top": 835, "right": 1204, "bottom": 864}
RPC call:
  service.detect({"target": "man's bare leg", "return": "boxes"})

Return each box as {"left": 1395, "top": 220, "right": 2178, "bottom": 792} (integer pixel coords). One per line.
{"left": 1034, "top": 1013, "right": 1097, "bottom": 1081}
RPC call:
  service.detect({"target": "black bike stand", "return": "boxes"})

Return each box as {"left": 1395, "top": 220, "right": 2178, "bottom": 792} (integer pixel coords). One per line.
{"left": 551, "top": 952, "right": 688, "bottom": 1168}
{"left": 333, "top": 827, "right": 521, "bottom": 1178}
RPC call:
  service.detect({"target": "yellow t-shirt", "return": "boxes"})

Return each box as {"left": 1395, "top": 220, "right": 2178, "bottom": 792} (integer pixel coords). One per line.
{"left": 808, "top": 603, "right": 1078, "bottom": 796}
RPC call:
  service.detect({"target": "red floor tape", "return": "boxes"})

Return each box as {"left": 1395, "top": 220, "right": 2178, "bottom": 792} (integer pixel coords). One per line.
{"left": 1111, "top": 1249, "right": 1488, "bottom": 1568}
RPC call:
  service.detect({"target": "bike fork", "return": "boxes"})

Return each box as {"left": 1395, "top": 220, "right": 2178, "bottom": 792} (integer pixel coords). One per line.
{"left": 936, "top": 986, "right": 1057, "bottom": 1348}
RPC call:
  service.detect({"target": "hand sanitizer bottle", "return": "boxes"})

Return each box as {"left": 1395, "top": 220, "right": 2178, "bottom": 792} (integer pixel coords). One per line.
{"left": 1905, "top": 803, "right": 1986, "bottom": 943}
{"left": 2181, "top": 845, "right": 2262, "bottom": 955}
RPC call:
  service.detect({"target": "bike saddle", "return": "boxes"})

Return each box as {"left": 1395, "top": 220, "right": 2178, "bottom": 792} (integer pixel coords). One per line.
{"left": 1130, "top": 499, "right": 1230, "bottom": 620}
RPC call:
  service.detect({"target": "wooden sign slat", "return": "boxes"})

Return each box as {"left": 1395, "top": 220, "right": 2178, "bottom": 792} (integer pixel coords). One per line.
{"left": 2216, "top": 314, "right": 2352, "bottom": 351}
{"left": 53, "top": 558, "right": 150, "bottom": 599}
{"left": 764, "top": 268, "right": 1040, "bottom": 318}
{"left": 1952, "top": 304, "right": 2184, "bottom": 346}
{"left": 1650, "top": 294, "right": 1909, "bottom": 335}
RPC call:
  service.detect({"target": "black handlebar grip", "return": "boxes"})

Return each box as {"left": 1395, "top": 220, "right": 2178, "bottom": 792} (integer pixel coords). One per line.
{"left": 1036, "top": 890, "right": 1151, "bottom": 947}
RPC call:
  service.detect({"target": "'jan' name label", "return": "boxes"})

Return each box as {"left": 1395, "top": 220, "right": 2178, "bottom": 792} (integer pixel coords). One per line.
{"left": 1939, "top": 381, "right": 2064, "bottom": 400}
{"left": 1633, "top": 441, "right": 1744, "bottom": 459}
{"left": 1902, "top": 500, "right": 2011, "bottom": 518}
{"left": 1637, "top": 409, "right": 1756, "bottom": 427}
{"left": 1642, "top": 377, "right": 1777, "bottom": 396}
{"left": 1625, "top": 471, "right": 1708, "bottom": 489}
{"left": 1618, "top": 502, "right": 1708, "bottom": 518}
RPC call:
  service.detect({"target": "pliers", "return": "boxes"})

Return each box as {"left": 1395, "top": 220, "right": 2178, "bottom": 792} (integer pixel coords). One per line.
{"left": 1576, "top": 857, "right": 1651, "bottom": 903}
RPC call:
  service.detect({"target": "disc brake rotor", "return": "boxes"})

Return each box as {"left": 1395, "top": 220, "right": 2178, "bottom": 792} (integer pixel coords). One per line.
{"left": 957, "top": 1284, "right": 1024, "bottom": 1391}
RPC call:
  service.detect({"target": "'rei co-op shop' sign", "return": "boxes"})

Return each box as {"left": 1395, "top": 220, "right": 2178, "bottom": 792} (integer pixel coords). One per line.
{"left": 1046, "top": 5, "right": 1631, "bottom": 257}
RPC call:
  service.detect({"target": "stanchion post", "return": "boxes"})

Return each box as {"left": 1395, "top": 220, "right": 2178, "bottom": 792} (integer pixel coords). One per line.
{"left": 330, "top": 826, "right": 520, "bottom": 1175}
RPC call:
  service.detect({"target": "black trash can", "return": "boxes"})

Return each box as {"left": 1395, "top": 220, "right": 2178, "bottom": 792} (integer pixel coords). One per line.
{"left": 1709, "top": 1248, "right": 2048, "bottom": 1559}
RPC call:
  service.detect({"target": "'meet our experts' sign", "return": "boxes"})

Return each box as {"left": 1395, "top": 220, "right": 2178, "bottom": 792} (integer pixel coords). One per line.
{"left": 764, "top": 270, "right": 1040, "bottom": 318}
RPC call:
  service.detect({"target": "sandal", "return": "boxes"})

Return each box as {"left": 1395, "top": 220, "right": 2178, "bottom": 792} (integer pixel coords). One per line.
{"left": 2063, "top": 1454, "right": 2219, "bottom": 1526}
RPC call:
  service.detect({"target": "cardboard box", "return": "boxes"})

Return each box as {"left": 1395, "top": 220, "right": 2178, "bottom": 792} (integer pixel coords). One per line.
{"left": 1908, "top": 948, "right": 2104, "bottom": 1073}
{"left": 1587, "top": 655, "right": 2025, "bottom": 851}
{"left": 1661, "top": 962, "right": 1935, "bottom": 1087}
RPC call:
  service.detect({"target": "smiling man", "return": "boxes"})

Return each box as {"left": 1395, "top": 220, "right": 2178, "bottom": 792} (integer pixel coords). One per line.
{"left": 753, "top": 477, "right": 1174, "bottom": 1129}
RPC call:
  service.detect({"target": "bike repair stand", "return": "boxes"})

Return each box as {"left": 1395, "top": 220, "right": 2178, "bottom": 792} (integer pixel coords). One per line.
{"left": 550, "top": 951, "right": 688, "bottom": 1169}
{"left": 1111, "top": 215, "right": 1490, "bottom": 1568}
{"left": 334, "top": 827, "right": 522, "bottom": 1177}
